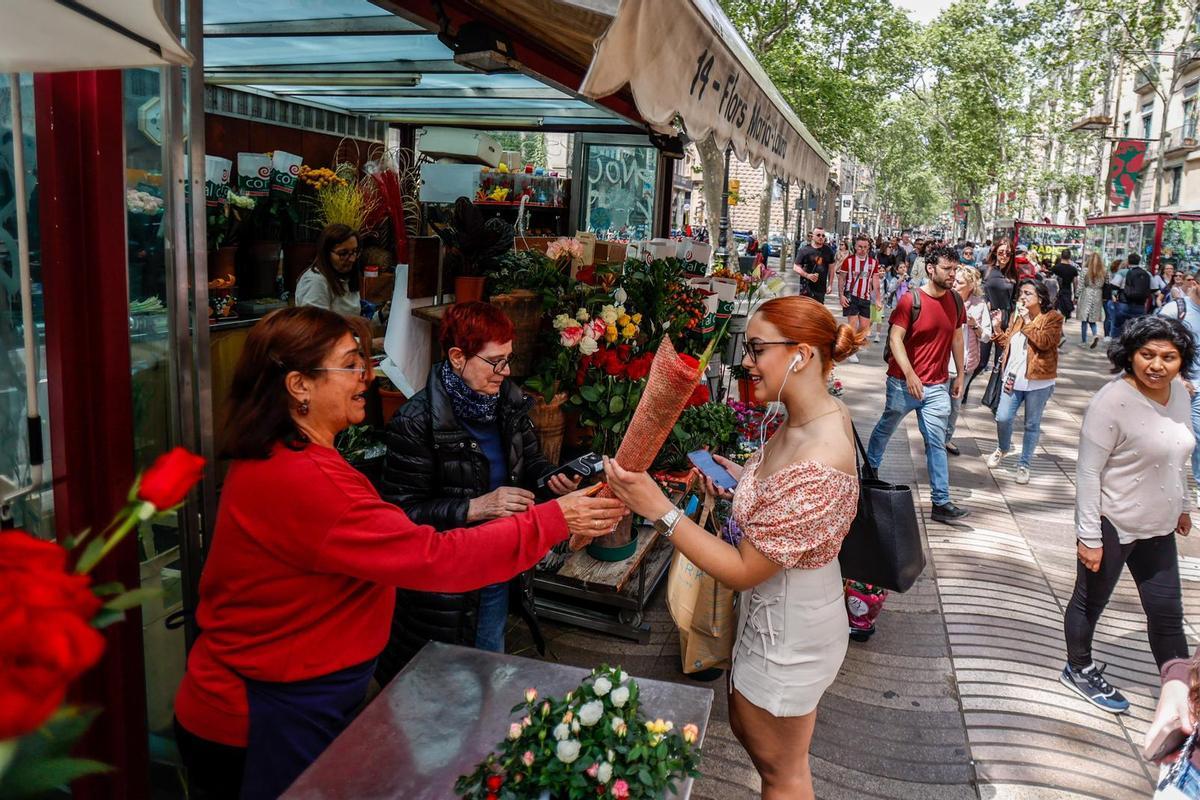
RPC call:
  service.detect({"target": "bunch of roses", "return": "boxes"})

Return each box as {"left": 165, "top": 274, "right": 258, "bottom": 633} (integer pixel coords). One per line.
{"left": 455, "top": 665, "right": 701, "bottom": 800}
{"left": 545, "top": 237, "right": 584, "bottom": 263}
{"left": 553, "top": 305, "right": 643, "bottom": 358}
{"left": 0, "top": 447, "right": 204, "bottom": 787}
{"left": 575, "top": 344, "right": 655, "bottom": 386}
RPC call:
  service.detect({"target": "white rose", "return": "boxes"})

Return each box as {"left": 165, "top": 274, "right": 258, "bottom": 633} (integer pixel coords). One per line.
{"left": 555, "top": 739, "right": 581, "bottom": 764}
{"left": 593, "top": 676, "right": 612, "bottom": 697}
{"left": 600, "top": 305, "right": 620, "bottom": 324}
{"left": 571, "top": 719, "right": 580, "bottom": 733}
{"left": 553, "top": 722, "right": 570, "bottom": 741}
{"left": 613, "top": 288, "right": 628, "bottom": 305}
{"left": 610, "top": 716, "right": 627, "bottom": 736}
{"left": 610, "top": 686, "right": 629, "bottom": 708}
{"left": 576, "top": 308, "right": 590, "bottom": 322}
{"left": 579, "top": 700, "right": 604, "bottom": 727}
{"left": 578, "top": 336, "right": 599, "bottom": 356}
{"left": 553, "top": 313, "right": 574, "bottom": 330}
{"left": 597, "top": 762, "right": 613, "bottom": 784}
{"left": 616, "top": 670, "right": 628, "bottom": 684}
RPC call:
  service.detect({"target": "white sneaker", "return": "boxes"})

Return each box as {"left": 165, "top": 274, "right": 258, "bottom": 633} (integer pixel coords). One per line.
{"left": 986, "top": 448, "right": 1008, "bottom": 468}
{"left": 1015, "top": 465, "right": 1030, "bottom": 484}
{"left": 846, "top": 354, "right": 860, "bottom": 363}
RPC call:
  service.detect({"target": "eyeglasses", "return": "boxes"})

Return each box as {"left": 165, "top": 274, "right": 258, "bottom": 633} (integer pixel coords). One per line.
{"left": 332, "top": 248, "right": 360, "bottom": 258}
{"left": 742, "top": 340, "right": 798, "bottom": 363}
{"left": 313, "top": 364, "right": 368, "bottom": 379}
{"left": 474, "top": 354, "right": 514, "bottom": 373}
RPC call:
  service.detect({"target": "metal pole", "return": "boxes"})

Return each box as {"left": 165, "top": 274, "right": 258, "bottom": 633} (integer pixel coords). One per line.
{"left": 717, "top": 144, "right": 731, "bottom": 257}
{"left": 4, "top": 74, "right": 44, "bottom": 507}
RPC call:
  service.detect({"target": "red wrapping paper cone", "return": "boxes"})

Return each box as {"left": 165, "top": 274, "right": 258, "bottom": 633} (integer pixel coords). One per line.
{"left": 570, "top": 337, "right": 702, "bottom": 551}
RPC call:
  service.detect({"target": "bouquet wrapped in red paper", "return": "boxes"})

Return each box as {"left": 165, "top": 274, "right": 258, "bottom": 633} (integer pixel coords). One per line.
{"left": 570, "top": 337, "right": 707, "bottom": 551}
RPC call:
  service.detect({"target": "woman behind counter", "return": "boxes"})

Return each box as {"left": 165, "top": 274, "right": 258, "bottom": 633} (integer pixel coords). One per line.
{"left": 294, "top": 223, "right": 362, "bottom": 317}
{"left": 172, "top": 307, "right": 625, "bottom": 800}
{"left": 377, "top": 302, "right": 581, "bottom": 682}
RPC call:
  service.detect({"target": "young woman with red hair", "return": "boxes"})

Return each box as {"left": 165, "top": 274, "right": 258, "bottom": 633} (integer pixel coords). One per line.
{"left": 606, "top": 296, "right": 867, "bottom": 800}
{"left": 377, "top": 302, "right": 581, "bottom": 681}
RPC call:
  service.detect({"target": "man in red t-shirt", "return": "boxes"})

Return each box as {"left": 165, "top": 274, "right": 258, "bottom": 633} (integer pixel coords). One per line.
{"left": 865, "top": 245, "right": 969, "bottom": 523}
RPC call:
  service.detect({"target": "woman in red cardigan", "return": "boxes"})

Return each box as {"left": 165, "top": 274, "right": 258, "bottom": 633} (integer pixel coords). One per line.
{"left": 173, "top": 307, "right": 625, "bottom": 800}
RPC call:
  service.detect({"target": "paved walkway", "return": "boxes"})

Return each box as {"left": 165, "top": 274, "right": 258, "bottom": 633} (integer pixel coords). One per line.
{"left": 515, "top": 324, "right": 1200, "bottom": 799}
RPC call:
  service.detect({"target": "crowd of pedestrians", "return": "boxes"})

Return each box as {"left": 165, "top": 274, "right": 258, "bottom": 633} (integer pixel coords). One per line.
{"left": 791, "top": 229, "right": 1200, "bottom": 792}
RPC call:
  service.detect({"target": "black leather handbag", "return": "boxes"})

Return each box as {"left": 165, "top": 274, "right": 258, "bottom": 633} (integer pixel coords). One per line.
{"left": 980, "top": 363, "right": 1003, "bottom": 414}
{"left": 839, "top": 425, "right": 926, "bottom": 593}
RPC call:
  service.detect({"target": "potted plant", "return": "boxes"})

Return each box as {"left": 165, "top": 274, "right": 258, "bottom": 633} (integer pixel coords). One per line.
{"left": 490, "top": 249, "right": 572, "bottom": 378}
{"left": 376, "top": 374, "right": 407, "bottom": 423}
{"left": 435, "top": 197, "right": 514, "bottom": 303}
{"left": 335, "top": 423, "right": 387, "bottom": 491}
{"left": 652, "top": 401, "right": 738, "bottom": 473}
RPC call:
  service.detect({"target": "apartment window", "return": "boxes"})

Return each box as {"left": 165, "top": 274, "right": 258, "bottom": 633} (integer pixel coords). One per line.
{"left": 1170, "top": 166, "right": 1183, "bottom": 205}
{"left": 1186, "top": 83, "right": 1199, "bottom": 138}
{"left": 1143, "top": 101, "right": 1155, "bottom": 140}
{"left": 1123, "top": 111, "right": 1132, "bottom": 137}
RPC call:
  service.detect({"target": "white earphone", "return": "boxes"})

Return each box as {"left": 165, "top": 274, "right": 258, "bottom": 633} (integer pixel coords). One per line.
{"left": 762, "top": 349, "right": 804, "bottom": 446}
{"left": 789, "top": 353, "right": 804, "bottom": 372}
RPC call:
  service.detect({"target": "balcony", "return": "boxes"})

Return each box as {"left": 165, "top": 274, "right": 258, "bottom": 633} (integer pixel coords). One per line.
{"left": 1068, "top": 109, "right": 1112, "bottom": 133}
{"left": 1177, "top": 41, "right": 1200, "bottom": 75}
{"left": 1135, "top": 65, "right": 1159, "bottom": 95}
{"left": 1164, "top": 122, "right": 1200, "bottom": 158}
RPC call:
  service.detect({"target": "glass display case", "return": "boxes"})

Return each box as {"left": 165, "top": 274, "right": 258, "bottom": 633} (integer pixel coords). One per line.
{"left": 571, "top": 134, "right": 661, "bottom": 242}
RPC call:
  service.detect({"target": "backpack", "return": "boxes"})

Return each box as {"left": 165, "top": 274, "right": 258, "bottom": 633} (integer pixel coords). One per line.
{"left": 1166, "top": 297, "right": 1188, "bottom": 320}
{"left": 883, "top": 288, "right": 965, "bottom": 364}
{"left": 1123, "top": 266, "right": 1152, "bottom": 305}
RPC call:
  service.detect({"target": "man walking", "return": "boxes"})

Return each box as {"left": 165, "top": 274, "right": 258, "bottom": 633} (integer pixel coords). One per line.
{"left": 866, "top": 246, "right": 969, "bottom": 522}
{"left": 837, "top": 233, "right": 882, "bottom": 362}
{"left": 1160, "top": 272, "right": 1200, "bottom": 508}
{"left": 1110, "top": 253, "right": 1153, "bottom": 335}
{"left": 793, "top": 227, "right": 835, "bottom": 305}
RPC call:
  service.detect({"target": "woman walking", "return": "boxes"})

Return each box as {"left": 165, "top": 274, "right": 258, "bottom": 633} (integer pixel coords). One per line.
{"left": 605, "top": 295, "right": 867, "bottom": 799}
{"left": 980, "top": 241, "right": 1017, "bottom": 369}
{"left": 1061, "top": 315, "right": 1195, "bottom": 713}
{"left": 1076, "top": 252, "right": 1106, "bottom": 348}
{"left": 1103, "top": 259, "right": 1124, "bottom": 341}
{"left": 985, "top": 279, "right": 1064, "bottom": 485}
{"left": 945, "top": 266, "right": 992, "bottom": 456}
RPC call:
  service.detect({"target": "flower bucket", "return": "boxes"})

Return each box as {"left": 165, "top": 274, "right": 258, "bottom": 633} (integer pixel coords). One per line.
{"left": 490, "top": 289, "right": 541, "bottom": 378}
{"left": 455, "top": 275, "right": 486, "bottom": 303}
{"left": 587, "top": 515, "right": 637, "bottom": 562}
{"left": 527, "top": 391, "right": 567, "bottom": 464}
{"left": 379, "top": 387, "right": 407, "bottom": 423}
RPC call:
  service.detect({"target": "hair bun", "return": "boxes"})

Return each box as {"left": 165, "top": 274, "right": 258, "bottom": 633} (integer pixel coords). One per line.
{"left": 833, "top": 323, "right": 867, "bottom": 363}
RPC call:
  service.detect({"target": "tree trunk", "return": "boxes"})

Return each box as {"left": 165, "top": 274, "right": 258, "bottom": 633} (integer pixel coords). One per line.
{"left": 758, "top": 168, "right": 773, "bottom": 239}
{"left": 696, "top": 136, "right": 725, "bottom": 242}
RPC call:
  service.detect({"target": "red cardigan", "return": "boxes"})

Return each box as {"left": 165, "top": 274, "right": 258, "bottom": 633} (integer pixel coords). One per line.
{"left": 174, "top": 443, "right": 568, "bottom": 747}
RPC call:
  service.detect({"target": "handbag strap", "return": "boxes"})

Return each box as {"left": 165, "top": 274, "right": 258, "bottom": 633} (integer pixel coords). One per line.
{"left": 851, "top": 423, "right": 878, "bottom": 482}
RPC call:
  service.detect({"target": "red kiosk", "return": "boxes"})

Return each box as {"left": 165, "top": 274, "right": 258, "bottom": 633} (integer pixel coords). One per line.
{"left": 993, "top": 218, "right": 1086, "bottom": 265}
{"left": 1086, "top": 212, "right": 1200, "bottom": 273}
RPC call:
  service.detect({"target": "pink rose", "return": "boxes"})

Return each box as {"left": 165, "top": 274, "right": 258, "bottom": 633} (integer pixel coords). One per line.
{"left": 588, "top": 318, "right": 606, "bottom": 339}
{"left": 612, "top": 779, "right": 630, "bottom": 799}
{"left": 586, "top": 762, "right": 599, "bottom": 778}
{"left": 522, "top": 750, "right": 535, "bottom": 767}
{"left": 560, "top": 326, "right": 584, "bottom": 347}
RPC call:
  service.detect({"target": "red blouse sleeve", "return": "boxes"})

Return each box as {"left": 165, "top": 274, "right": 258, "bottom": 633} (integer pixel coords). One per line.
{"left": 741, "top": 464, "right": 859, "bottom": 569}
{"left": 315, "top": 495, "right": 569, "bottom": 591}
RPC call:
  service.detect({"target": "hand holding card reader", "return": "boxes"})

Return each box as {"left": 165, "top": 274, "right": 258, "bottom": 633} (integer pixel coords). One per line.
{"left": 536, "top": 452, "right": 605, "bottom": 491}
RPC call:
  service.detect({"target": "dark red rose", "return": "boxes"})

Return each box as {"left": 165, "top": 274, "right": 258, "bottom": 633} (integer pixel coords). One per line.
{"left": 679, "top": 354, "right": 699, "bottom": 372}
{"left": 600, "top": 348, "right": 625, "bottom": 378}
{"left": 576, "top": 266, "right": 596, "bottom": 285}
{"left": 137, "top": 447, "right": 205, "bottom": 510}
{"left": 616, "top": 344, "right": 632, "bottom": 361}
{"left": 486, "top": 774, "right": 503, "bottom": 791}
{"left": 625, "top": 353, "right": 653, "bottom": 381}
{"left": 686, "top": 382, "right": 710, "bottom": 407}
{"left": 0, "top": 531, "right": 105, "bottom": 741}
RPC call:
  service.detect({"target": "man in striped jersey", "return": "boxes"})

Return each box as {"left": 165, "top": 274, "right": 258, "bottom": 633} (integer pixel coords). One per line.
{"left": 837, "top": 233, "right": 882, "bottom": 363}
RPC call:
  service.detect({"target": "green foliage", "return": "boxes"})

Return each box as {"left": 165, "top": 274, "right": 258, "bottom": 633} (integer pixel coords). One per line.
{"left": 488, "top": 250, "right": 572, "bottom": 312}
{"left": 654, "top": 403, "right": 739, "bottom": 472}
{"left": 0, "top": 709, "right": 111, "bottom": 799}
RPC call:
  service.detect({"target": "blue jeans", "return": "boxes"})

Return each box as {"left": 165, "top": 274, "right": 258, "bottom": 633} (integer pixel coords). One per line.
{"left": 1080, "top": 320, "right": 1098, "bottom": 344}
{"left": 475, "top": 582, "right": 509, "bottom": 652}
{"left": 1103, "top": 300, "right": 1118, "bottom": 338}
{"left": 994, "top": 385, "right": 1054, "bottom": 467}
{"left": 1161, "top": 757, "right": 1200, "bottom": 797}
{"left": 1112, "top": 302, "right": 1146, "bottom": 337}
{"left": 867, "top": 377, "right": 952, "bottom": 505}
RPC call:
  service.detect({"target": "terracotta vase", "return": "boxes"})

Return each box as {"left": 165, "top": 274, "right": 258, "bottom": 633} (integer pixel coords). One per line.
{"left": 379, "top": 388, "right": 407, "bottom": 423}
{"left": 527, "top": 391, "right": 567, "bottom": 464}
{"left": 490, "top": 290, "right": 541, "bottom": 378}
{"left": 454, "top": 275, "right": 486, "bottom": 303}
{"left": 737, "top": 377, "right": 755, "bottom": 404}
{"left": 207, "top": 246, "right": 238, "bottom": 282}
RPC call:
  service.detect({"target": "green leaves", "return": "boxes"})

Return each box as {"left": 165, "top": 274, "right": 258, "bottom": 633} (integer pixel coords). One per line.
{"left": 0, "top": 708, "right": 110, "bottom": 799}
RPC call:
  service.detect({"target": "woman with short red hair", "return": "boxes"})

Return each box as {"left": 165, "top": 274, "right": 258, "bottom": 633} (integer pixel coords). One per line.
{"left": 377, "top": 302, "right": 580, "bottom": 681}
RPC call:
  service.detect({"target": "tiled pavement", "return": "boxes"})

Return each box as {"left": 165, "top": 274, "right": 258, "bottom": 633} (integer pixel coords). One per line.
{"left": 515, "top": 322, "right": 1200, "bottom": 799}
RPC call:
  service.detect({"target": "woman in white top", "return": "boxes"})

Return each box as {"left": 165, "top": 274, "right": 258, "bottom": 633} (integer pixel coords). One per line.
{"left": 985, "top": 279, "right": 1064, "bottom": 484}
{"left": 1061, "top": 315, "right": 1196, "bottom": 714}
{"left": 944, "top": 266, "right": 992, "bottom": 456}
{"left": 295, "top": 224, "right": 362, "bottom": 318}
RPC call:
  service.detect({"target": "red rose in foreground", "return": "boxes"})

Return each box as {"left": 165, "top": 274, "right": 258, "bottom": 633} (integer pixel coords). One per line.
{"left": 625, "top": 353, "right": 654, "bottom": 381}
{"left": 0, "top": 531, "right": 105, "bottom": 741}
{"left": 136, "top": 447, "right": 205, "bottom": 510}
{"left": 686, "top": 382, "right": 710, "bottom": 407}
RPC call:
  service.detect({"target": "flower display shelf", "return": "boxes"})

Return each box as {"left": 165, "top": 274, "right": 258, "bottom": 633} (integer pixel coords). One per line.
{"left": 279, "top": 643, "right": 712, "bottom": 800}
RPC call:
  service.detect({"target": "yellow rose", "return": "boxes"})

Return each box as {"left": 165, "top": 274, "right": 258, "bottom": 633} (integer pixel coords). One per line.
{"left": 605, "top": 328, "right": 619, "bottom": 343}
{"left": 621, "top": 324, "right": 637, "bottom": 338}
{"left": 632, "top": 313, "right": 643, "bottom": 324}
{"left": 617, "top": 314, "right": 631, "bottom": 327}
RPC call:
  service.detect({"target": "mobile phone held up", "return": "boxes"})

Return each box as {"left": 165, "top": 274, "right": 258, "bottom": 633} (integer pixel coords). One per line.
{"left": 536, "top": 452, "right": 605, "bottom": 491}
{"left": 687, "top": 450, "right": 738, "bottom": 491}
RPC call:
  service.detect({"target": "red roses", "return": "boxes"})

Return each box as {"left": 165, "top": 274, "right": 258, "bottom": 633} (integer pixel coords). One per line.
{"left": 577, "top": 347, "right": 654, "bottom": 384}
{"left": 0, "top": 532, "right": 104, "bottom": 741}
{"left": 137, "top": 447, "right": 206, "bottom": 510}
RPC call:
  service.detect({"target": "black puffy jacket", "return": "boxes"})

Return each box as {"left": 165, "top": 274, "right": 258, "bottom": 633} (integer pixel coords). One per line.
{"left": 375, "top": 363, "right": 557, "bottom": 684}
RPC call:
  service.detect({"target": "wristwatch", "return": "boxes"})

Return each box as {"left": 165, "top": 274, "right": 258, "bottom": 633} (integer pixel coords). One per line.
{"left": 652, "top": 507, "right": 684, "bottom": 538}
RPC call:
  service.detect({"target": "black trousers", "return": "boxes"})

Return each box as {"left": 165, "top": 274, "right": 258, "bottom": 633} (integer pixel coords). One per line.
{"left": 175, "top": 717, "right": 246, "bottom": 800}
{"left": 1064, "top": 517, "right": 1188, "bottom": 670}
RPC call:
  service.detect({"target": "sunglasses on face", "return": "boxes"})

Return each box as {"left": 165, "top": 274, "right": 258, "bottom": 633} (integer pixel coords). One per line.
{"left": 741, "top": 339, "right": 798, "bottom": 363}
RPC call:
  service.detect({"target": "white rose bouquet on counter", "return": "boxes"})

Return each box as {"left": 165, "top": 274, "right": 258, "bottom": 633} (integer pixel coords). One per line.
{"left": 455, "top": 665, "right": 701, "bottom": 799}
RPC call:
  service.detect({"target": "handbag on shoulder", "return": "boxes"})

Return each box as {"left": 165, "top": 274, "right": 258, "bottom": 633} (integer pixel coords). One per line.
{"left": 838, "top": 424, "right": 926, "bottom": 593}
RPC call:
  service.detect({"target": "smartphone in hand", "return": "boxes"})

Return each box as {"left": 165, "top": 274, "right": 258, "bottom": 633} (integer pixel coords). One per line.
{"left": 687, "top": 450, "right": 738, "bottom": 491}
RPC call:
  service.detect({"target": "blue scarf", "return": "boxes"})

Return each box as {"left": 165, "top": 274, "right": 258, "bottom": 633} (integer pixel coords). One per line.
{"left": 439, "top": 360, "right": 500, "bottom": 424}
